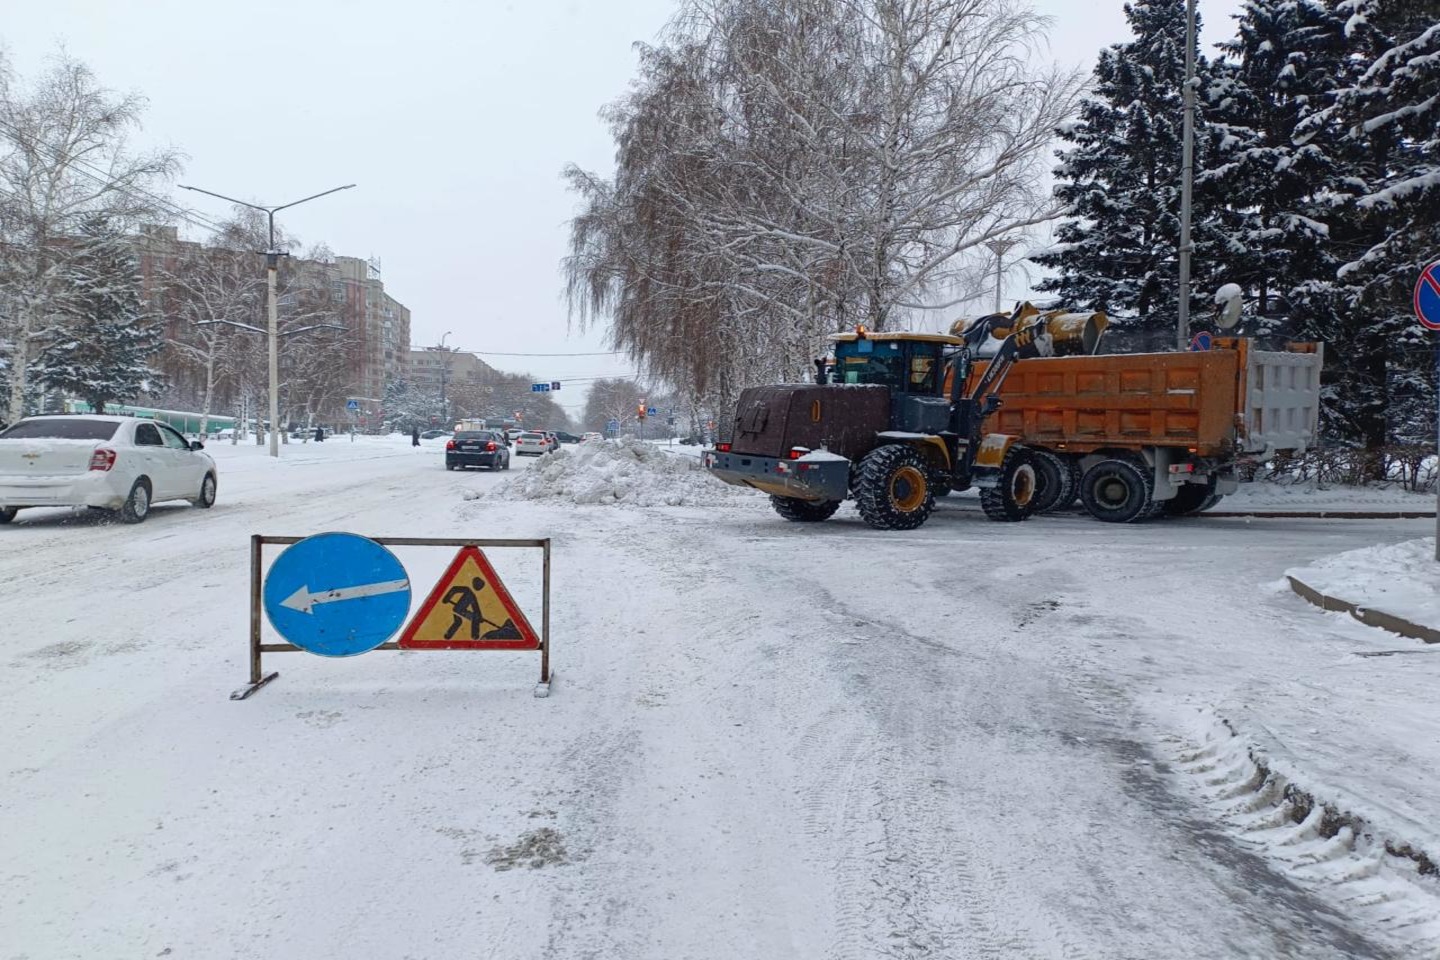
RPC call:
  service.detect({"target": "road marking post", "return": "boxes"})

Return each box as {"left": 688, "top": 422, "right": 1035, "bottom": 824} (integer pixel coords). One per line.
{"left": 234, "top": 535, "right": 552, "bottom": 700}
{"left": 1413, "top": 260, "right": 1440, "bottom": 561}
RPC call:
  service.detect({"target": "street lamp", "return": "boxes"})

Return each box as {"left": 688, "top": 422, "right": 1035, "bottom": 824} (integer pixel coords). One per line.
{"left": 438, "top": 331, "right": 453, "bottom": 426}
{"left": 179, "top": 182, "right": 355, "bottom": 457}
{"left": 984, "top": 237, "right": 1023, "bottom": 314}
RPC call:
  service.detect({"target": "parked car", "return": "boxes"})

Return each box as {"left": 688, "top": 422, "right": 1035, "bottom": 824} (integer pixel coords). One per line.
{"left": 0, "top": 415, "right": 218, "bottom": 525}
{"left": 445, "top": 430, "right": 511, "bottom": 471}
{"left": 420, "top": 429, "right": 450, "bottom": 440}
{"left": 514, "top": 432, "right": 551, "bottom": 456}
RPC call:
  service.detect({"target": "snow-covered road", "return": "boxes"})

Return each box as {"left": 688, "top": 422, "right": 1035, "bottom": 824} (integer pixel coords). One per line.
{"left": 2, "top": 437, "right": 1435, "bottom": 959}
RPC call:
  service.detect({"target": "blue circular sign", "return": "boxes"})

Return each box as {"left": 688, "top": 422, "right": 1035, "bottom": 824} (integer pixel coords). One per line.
{"left": 1415, "top": 262, "right": 1440, "bottom": 331}
{"left": 1189, "top": 331, "right": 1213, "bottom": 352}
{"left": 263, "top": 533, "right": 411, "bottom": 657}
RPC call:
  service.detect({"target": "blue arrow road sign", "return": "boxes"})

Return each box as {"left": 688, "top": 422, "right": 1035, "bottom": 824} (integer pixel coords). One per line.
{"left": 1415, "top": 262, "right": 1440, "bottom": 331}
{"left": 263, "top": 533, "right": 411, "bottom": 657}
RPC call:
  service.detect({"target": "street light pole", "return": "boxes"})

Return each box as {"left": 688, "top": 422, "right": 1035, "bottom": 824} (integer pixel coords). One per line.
{"left": 1177, "top": 0, "right": 1197, "bottom": 351}
{"left": 438, "top": 331, "right": 453, "bottom": 427}
{"left": 984, "top": 237, "right": 1023, "bottom": 314}
{"left": 179, "top": 182, "right": 355, "bottom": 457}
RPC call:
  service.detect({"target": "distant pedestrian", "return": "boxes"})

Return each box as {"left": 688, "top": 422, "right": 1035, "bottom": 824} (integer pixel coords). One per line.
{"left": 411, "top": 426, "right": 420, "bottom": 447}
{"left": 314, "top": 426, "right": 324, "bottom": 443}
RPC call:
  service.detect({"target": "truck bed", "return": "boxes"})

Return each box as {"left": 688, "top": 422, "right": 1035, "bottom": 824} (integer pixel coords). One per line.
{"left": 969, "top": 340, "right": 1321, "bottom": 457}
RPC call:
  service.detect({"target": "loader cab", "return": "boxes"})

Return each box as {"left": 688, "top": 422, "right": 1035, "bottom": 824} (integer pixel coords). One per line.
{"left": 829, "top": 331, "right": 963, "bottom": 435}
{"left": 829, "top": 331, "right": 958, "bottom": 398}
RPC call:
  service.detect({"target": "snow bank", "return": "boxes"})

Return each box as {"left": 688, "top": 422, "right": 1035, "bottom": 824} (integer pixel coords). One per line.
{"left": 475, "top": 438, "right": 748, "bottom": 508}
{"left": 1286, "top": 537, "right": 1440, "bottom": 629}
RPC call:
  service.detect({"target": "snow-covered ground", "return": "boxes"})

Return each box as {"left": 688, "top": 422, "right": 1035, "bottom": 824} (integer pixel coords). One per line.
{"left": 2, "top": 436, "right": 1438, "bottom": 959}
{"left": 1287, "top": 537, "right": 1440, "bottom": 628}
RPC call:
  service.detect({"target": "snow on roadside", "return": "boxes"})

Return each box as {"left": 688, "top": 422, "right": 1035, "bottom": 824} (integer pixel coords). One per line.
{"left": 474, "top": 438, "right": 749, "bottom": 508}
{"left": 1286, "top": 537, "right": 1440, "bottom": 628}
{"left": 1224, "top": 480, "right": 1434, "bottom": 512}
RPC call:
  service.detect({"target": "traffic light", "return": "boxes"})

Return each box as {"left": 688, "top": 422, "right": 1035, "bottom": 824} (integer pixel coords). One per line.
{"left": 637, "top": 398, "right": 647, "bottom": 420}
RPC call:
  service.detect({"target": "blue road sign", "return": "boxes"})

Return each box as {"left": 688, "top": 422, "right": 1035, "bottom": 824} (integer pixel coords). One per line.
{"left": 647, "top": 406, "right": 658, "bottom": 416}
{"left": 346, "top": 399, "right": 360, "bottom": 411}
{"left": 606, "top": 418, "right": 619, "bottom": 435}
{"left": 530, "top": 383, "right": 548, "bottom": 393}
{"left": 1189, "top": 331, "right": 1212, "bottom": 352}
{"left": 263, "top": 532, "right": 411, "bottom": 657}
{"left": 1415, "top": 261, "right": 1440, "bottom": 331}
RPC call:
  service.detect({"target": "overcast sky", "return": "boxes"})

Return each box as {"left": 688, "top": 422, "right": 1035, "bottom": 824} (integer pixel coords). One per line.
{"left": 3, "top": 0, "right": 1242, "bottom": 415}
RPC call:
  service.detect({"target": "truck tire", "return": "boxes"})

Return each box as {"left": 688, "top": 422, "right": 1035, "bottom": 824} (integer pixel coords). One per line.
{"left": 855, "top": 445, "right": 935, "bottom": 530}
{"left": 1028, "top": 448, "right": 1074, "bottom": 514}
{"left": 1080, "top": 458, "right": 1154, "bottom": 523}
{"left": 1162, "top": 480, "right": 1219, "bottom": 516}
{"left": 770, "top": 496, "right": 841, "bottom": 522}
{"left": 980, "top": 446, "right": 1039, "bottom": 521}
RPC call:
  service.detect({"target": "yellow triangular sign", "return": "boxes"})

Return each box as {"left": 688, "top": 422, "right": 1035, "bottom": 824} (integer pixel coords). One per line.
{"left": 399, "top": 546, "right": 540, "bottom": 650}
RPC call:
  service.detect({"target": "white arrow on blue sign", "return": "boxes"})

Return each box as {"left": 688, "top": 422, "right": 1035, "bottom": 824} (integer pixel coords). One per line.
{"left": 263, "top": 532, "right": 411, "bottom": 657}
{"left": 1415, "top": 261, "right": 1440, "bottom": 331}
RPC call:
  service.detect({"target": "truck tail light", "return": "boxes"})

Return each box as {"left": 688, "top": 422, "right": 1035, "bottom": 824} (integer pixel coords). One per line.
{"left": 788, "top": 447, "right": 809, "bottom": 460}
{"left": 716, "top": 442, "right": 732, "bottom": 453}
{"left": 1169, "top": 463, "right": 1195, "bottom": 474}
{"left": 445, "top": 440, "right": 456, "bottom": 451}
{"left": 89, "top": 448, "right": 117, "bottom": 471}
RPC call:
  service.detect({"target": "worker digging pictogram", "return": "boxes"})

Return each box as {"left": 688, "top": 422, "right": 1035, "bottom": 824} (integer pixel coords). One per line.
{"left": 399, "top": 545, "right": 540, "bottom": 650}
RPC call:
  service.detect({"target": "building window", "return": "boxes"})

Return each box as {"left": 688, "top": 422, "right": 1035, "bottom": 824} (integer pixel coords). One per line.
{"left": 331, "top": 281, "right": 346, "bottom": 302}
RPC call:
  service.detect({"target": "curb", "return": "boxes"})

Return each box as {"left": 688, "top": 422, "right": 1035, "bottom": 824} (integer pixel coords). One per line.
{"left": 1286, "top": 575, "right": 1440, "bottom": 644}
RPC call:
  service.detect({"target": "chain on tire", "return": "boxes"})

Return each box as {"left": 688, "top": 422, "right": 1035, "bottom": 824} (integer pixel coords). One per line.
{"left": 980, "top": 446, "right": 1039, "bottom": 521}
{"left": 854, "top": 445, "right": 935, "bottom": 530}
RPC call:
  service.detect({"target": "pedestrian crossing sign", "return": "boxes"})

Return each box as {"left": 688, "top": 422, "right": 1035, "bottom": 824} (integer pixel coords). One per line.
{"left": 398, "top": 546, "right": 540, "bottom": 650}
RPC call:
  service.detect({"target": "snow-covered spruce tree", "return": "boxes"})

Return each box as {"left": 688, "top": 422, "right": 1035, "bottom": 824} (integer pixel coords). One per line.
{"left": 1295, "top": 0, "right": 1439, "bottom": 451}
{"left": 1034, "top": 0, "right": 1225, "bottom": 350}
{"left": 32, "top": 218, "right": 165, "bottom": 415}
{"left": 1201, "top": 0, "right": 1353, "bottom": 338}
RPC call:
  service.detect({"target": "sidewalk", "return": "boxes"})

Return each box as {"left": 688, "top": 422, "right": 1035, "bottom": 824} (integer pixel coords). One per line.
{"left": 1286, "top": 537, "right": 1440, "bottom": 644}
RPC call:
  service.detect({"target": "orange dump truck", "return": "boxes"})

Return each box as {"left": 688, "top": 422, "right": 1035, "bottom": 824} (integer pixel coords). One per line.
{"left": 966, "top": 337, "right": 1324, "bottom": 521}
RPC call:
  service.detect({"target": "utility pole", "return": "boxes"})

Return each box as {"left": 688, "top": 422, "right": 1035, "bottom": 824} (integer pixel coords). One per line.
{"left": 438, "top": 331, "right": 453, "bottom": 427}
{"left": 179, "top": 182, "right": 355, "bottom": 457}
{"left": 1177, "top": 0, "right": 1197, "bottom": 351}
{"left": 984, "top": 237, "right": 1023, "bottom": 314}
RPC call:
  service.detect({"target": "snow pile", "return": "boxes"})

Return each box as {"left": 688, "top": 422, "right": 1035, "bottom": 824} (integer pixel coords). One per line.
{"left": 476, "top": 438, "right": 747, "bottom": 507}
{"left": 1286, "top": 537, "right": 1440, "bottom": 628}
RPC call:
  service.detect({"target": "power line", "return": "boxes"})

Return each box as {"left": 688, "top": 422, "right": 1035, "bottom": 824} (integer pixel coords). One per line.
{"left": 0, "top": 117, "right": 228, "bottom": 236}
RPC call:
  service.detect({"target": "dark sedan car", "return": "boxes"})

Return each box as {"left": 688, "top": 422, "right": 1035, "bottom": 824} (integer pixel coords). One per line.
{"left": 445, "top": 430, "right": 511, "bottom": 471}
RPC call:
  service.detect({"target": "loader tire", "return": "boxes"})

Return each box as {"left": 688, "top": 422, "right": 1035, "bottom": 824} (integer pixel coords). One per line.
{"left": 1080, "top": 457, "right": 1155, "bottom": 523}
{"left": 980, "top": 446, "right": 1039, "bottom": 522}
{"left": 770, "top": 496, "right": 841, "bottom": 523}
{"left": 1028, "top": 448, "right": 1074, "bottom": 514}
{"left": 854, "top": 445, "right": 935, "bottom": 531}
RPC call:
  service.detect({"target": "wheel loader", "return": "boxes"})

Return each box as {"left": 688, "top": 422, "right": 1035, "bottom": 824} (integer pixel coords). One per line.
{"left": 703, "top": 306, "right": 1106, "bottom": 530}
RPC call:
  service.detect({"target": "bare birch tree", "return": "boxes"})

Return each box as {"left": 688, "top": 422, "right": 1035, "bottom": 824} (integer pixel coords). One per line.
{"left": 0, "top": 51, "right": 181, "bottom": 422}
{"left": 564, "top": 0, "right": 1080, "bottom": 410}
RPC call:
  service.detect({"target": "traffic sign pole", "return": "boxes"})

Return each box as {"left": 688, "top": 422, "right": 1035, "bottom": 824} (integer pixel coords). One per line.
{"left": 1412, "top": 261, "right": 1440, "bottom": 560}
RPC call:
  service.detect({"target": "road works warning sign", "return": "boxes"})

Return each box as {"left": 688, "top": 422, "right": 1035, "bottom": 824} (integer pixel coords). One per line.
{"left": 398, "top": 545, "right": 540, "bottom": 650}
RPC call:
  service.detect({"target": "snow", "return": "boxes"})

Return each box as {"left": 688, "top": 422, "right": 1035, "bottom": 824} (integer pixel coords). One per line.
{"left": 3, "top": 436, "right": 1440, "bottom": 958}
{"left": 1213, "top": 282, "right": 1243, "bottom": 305}
{"left": 475, "top": 436, "right": 747, "bottom": 507}
{"left": 1286, "top": 537, "right": 1440, "bottom": 629}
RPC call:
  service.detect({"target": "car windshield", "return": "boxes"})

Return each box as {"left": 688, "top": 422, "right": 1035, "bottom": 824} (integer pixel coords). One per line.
{"left": 0, "top": 418, "right": 119, "bottom": 441}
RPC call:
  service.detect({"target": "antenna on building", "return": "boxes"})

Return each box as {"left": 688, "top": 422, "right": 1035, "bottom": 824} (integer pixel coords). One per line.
{"left": 367, "top": 256, "right": 382, "bottom": 279}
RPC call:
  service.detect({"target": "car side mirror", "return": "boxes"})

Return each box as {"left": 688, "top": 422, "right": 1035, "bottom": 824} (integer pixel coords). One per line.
{"left": 190, "top": 440, "right": 205, "bottom": 451}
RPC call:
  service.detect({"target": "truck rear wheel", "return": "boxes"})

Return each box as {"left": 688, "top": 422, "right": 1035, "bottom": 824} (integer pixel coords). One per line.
{"left": 770, "top": 496, "right": 841, "bottom": 522}
{"left": 1080, "top": 458, "right": 1155, "bottom": 523}
{"left": 855, "top": 445, "right": 935, "bottom": 530}
{"left": 1162, "top": 480, "right": 1219, "bottom": 516}
{"left": 980, "top": 446, "right": 1038, "bottom": 522}
{"left": 1028, "top": 449, "right": 1075, "bottom": 514}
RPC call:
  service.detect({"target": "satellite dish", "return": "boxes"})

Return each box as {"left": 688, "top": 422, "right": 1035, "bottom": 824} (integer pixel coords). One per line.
{"left": 1213, "top": 284, "right": 1243, "bottom": 329}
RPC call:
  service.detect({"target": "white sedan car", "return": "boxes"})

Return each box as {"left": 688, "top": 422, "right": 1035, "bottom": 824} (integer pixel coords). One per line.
{"left": 0, "top": 415, "right": 218, "bottom": 525}
{"left": 514, "top": 431, "right": 553, "bottom": 456}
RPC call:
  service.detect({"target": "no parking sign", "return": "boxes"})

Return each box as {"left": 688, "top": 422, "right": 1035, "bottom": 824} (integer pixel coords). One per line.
{"left": 1415, "top": 261, "right": 1440, "bottom": 331}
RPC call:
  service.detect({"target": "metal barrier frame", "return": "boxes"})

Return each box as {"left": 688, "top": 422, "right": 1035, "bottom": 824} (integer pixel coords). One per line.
{"left": 235, "top": 535, "right": 552, "bottom": 701}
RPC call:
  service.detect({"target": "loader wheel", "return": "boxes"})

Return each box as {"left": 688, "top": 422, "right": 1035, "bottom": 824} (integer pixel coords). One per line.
{"left": 770, "top": 496, "right": 841, "bottom": 523}
{"left": 1028, "top": 448, "right": 1075, "bottom": 514}
{"left": 979, "top": 446, "right": 1038, "bottom": 522}
{"left": 855, "top": 445, "right": 935, "bottom": 530}
{"left": 1080, "top": 457, "right": 1155, "bottom": 523}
